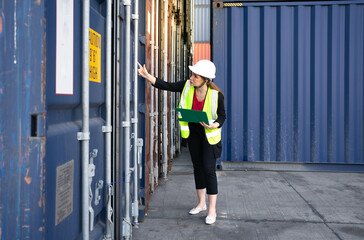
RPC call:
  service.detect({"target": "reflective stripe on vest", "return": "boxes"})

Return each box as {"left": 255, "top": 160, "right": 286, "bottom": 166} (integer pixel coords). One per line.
{"left": 179, "top": 80, "right": 192, "bottom": 109}
{"left": 206, "top": 128, "right": 221, "bottom": 138}
{"left": 178, "top": 81, "right": 221, "bottom": 145}
{"left": 180, "top": 125, "right": 189, "bottom": 131}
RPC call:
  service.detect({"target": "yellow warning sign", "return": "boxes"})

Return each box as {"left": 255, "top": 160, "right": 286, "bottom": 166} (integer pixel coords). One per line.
{"left": 89, "top": 28, "right": 101, "bottom": 83}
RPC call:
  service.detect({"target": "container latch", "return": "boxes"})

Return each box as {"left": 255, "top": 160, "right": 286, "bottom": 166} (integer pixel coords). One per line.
{"left": 94, "top": 180, "right": 104, "bottom": 206}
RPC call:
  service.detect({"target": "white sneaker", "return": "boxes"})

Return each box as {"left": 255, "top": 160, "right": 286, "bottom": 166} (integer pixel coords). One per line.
{"left": 205, "top": 214, "right": 216, "bottom": 225}
{"left": 189, "top": 205, "right": 207, "bottom": 215}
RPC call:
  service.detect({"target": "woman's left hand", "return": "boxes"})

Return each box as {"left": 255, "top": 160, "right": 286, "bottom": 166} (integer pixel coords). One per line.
{"left": 200, "top": 122, "right": 220, "bottom": 129}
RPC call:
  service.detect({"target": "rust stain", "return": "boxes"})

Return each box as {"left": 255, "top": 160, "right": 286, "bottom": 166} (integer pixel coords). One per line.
{"left": 38, "top": 227, "right": 44, "bottom": 232}
{"left": 24, "top": 208, "right": 30, "bottom": 211}
{"left": 0, "top": 227, "right": 2, "bottom": 239}
{"left": 36, "top": 0, "right": 41, "bottom": 5}
{"left": 38, "top": 200, "right": 41, "bottom": 207}
{"left": 0, "top": 12, "right": 3, "bottom": 35}
{"left": 22, "top": 225, "right": 30, "bottom": 228}
{"left": 24, "top": 168, "right": 32, "bottom": 184}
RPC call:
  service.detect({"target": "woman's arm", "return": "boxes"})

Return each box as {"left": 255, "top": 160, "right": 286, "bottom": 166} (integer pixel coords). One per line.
{"left": 153, "top": 78, "right": 186, "bottom": 92}
{"left": 138, "top": 62, "right": 156, "bottom": 84}
{"left": 138, "top": 62, "right": 185, "bottom": 92}
{"left": 214, "top": 92, "right": 226, "bottom": 128}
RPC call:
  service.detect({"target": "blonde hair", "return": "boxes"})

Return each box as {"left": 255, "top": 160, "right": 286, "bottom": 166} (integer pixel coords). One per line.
{"left": 205, "top": 78, "right": 225, "bottom": 102}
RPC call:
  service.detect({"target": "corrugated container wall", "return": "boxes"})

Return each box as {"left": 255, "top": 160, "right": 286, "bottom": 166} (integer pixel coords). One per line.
{"left": 193, "top": 0, "right": 211, "bottom": 63}
{"left": 212, "top": 1, "right": 364, "bottom": 169}
{"left": 194, "top": 0, "right": 210, "bottom": 42}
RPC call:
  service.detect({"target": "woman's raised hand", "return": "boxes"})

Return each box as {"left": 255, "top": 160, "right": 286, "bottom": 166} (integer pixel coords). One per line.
{"left": 138, "top": 62, "right": 156, "bottom": 84}
{"left": 137, "top": 62, "right": 149, "bottom": 78}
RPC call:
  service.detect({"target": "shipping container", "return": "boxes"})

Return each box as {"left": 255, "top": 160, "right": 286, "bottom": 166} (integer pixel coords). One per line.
{"left": 194, "top": 0, "right": 210, "bottom": 43}
{"left": 193, "top": 43, "right": 211, "bottom": 63}
{"left": 212, "top": 0, "right": 364, "bottom": 171}
{"left": 0, "top": 0, "right": 193, "bottom": 239}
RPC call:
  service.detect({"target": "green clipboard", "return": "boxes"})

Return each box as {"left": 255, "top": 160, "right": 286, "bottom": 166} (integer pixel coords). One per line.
{"left": 175, "top": 108, "right": 209, "bottom": 125}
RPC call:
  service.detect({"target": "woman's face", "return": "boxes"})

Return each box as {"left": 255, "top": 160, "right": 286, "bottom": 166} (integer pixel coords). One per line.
{"left": 190, "top": 73, "right": 205, "bottom": 87}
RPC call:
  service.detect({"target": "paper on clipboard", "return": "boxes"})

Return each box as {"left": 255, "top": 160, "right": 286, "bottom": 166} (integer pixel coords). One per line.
{"left": 175, "top": 108, "right": 209, "bottom": 125}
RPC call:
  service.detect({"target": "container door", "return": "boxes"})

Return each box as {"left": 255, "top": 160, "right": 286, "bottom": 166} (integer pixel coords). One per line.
{"left": 45, "top": 0, "right": 107, "bottom": 239}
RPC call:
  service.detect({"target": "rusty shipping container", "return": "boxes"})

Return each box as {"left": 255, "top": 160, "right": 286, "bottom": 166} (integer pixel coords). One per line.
{"left": 143, "top": 0, "right": 193, "bottom": 206}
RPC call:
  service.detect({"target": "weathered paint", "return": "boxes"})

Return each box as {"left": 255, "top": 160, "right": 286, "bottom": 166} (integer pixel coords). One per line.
{"left": 0, "top": 0, "right": 46, "bottom": 239}
{"left": 213, "top": 1, "right": 364, "bottom": 167}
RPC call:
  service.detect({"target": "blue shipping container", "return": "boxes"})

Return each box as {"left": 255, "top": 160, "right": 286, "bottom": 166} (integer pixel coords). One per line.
{"left": 212, "top": 1, "right": 364, "bottom": 169}
{"left": 0, "top": 0, "right": 146, "bottom": 239}
{"left": 0, "top": 1, "right": 46, "bottom": 239}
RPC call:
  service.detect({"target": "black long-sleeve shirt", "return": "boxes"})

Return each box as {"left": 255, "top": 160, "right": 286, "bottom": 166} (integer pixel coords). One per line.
{"left": 153, "top": 78, "right": 226, "bottom": 128}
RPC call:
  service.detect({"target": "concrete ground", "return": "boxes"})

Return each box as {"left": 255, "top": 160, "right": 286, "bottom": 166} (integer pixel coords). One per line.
{"left": 133, "top": 147, "right": 364, "bottom": 240}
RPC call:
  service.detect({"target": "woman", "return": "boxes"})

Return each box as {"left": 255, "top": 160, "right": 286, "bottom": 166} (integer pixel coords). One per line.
{"left": 138, "top": 60, "right": 226, "bottom": 225}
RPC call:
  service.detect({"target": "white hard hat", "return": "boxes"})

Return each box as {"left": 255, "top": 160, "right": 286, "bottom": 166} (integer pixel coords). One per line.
{"left": 188, "top": 60, "right": 216, "bottom": 79}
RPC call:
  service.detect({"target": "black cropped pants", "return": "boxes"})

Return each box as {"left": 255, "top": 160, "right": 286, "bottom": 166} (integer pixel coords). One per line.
{"left": 187, "top": 123, "right": 218, "bottom": 195}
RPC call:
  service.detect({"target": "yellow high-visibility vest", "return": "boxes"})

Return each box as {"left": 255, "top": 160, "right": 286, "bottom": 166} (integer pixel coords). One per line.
{"left": 178, "top": 80, "right": 221, "bottom": 145}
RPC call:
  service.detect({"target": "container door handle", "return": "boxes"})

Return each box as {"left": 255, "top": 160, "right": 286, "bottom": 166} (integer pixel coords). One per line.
{"left": 94, "top": 180, "right": 103, "bottom": 206}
